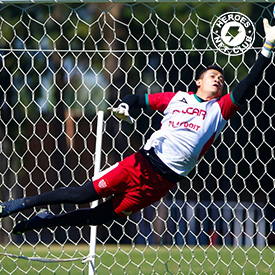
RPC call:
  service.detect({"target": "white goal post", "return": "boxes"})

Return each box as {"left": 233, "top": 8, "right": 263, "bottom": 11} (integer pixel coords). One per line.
{"left": 0, "top": 1, "right": 274, "bottom": 274}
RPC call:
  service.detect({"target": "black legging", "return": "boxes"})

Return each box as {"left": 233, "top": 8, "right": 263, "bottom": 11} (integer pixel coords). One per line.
{"left": 24, "top": 181, "right": 100, "bottom": 208}
{"left": 36, "top": 198, "right": 118, "bottom": 228}
{"left": 22, "top": 181, "right": 119, "bottom": 227}
{"left": 12, "top": 197, "right": 119, "bottom": 234}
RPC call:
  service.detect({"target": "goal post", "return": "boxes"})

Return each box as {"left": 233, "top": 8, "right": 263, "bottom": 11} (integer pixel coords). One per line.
{"left": 0, "top": 1, "right": 274, "bottom": 274}
{"left": 88, "top": 110, "right": 104, "bottom": 275}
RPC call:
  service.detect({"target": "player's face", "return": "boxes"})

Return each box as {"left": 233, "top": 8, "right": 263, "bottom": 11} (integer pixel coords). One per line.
{"left": 196, "top": 69, "right": 224, "bottom": 99}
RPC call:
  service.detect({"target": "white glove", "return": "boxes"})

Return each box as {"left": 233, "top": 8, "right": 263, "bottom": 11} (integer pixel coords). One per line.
{"left": 108, "top": 103, "right": 134, "bottom": 124}
{"left": 263, "top": 18, "right": 275, "bottom": 44}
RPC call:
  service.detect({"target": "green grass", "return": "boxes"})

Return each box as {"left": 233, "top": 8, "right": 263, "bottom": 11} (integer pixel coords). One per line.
{"left": 0, "top": 244, "right": 275, "bottom": 274}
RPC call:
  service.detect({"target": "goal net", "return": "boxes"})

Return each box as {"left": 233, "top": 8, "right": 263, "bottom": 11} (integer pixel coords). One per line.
{"left": 0, "top": 1, "right": 274, "bottom": 274}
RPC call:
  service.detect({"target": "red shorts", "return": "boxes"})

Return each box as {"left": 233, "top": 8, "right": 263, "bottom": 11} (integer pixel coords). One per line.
{"left": 93, "top": 151, "right": 176, "bottom": 217}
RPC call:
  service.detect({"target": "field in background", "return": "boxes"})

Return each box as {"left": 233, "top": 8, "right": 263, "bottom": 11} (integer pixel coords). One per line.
{"left": 0, "top": 244, "right": 275, "bottom": 274}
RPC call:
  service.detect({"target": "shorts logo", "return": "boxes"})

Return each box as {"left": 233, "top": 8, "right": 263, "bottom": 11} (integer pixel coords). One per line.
{"left": 211, "top": 12, "right": 255, "bottom": 56}
{"left": 98, "top": 179, "right": 108, "bottom": 189}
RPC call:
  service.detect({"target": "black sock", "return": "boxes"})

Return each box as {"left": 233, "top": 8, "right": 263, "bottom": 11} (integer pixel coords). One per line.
{"left": 24, "top": 181, "right": 101, "bottom": 209}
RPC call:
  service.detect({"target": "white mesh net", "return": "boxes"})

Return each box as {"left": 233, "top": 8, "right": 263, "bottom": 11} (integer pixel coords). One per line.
{"left": 0, "top": 2, "right": 274, "bottom": 274}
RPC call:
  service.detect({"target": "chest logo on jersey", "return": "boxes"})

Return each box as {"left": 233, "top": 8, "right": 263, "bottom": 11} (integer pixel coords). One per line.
{"left": 172, "top": 107, "right": 206, "bottom": 120}
{"left": 180, "top": 97, "right": 188, "bottom": 104}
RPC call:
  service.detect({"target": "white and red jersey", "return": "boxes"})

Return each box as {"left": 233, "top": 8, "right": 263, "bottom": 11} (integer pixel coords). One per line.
{"left": 143, "top": 91, "right": 240, "bottom": 176}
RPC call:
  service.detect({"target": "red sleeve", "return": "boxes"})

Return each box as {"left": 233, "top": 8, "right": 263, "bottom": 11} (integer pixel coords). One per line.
{"left": 217, "top": 92, "right": 241, "bottom": 121}
{"left": 147, "top": 92, "right": 175, "bottom": 112}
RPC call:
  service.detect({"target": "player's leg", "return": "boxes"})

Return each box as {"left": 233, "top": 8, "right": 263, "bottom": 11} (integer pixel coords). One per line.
{"left": 0, "top": 180, "right": 101, "bottom": 218}
{"left": 12, "top": 197, "right": 118, "bottom": 234}
{"left": 1, "top": 161, "right": 129, "bottom": 218}
{"left": 24, "top": 180, "right": 101, "bottom": 207}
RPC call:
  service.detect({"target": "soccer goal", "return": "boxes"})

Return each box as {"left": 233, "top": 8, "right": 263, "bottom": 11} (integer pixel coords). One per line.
{"left": 0, "top": 0, "right": 274, "bottom": 274}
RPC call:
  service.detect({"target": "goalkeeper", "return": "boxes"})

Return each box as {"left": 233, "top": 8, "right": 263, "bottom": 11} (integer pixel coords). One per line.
{"left": 1, "top": 19, "right": 274, "bottom": 235}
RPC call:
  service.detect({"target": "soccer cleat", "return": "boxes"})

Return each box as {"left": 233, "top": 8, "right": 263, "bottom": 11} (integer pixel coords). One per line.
{"left": 0, "top": 198, "right": 26, "bottom": 218}
{"left": 12, "top": 209, "right": 53, "bottom": 235}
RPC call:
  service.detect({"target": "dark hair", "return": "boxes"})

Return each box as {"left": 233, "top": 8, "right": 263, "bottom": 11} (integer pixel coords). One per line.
{"left": 197, "top": 65, "right": 224, "bottom": 80}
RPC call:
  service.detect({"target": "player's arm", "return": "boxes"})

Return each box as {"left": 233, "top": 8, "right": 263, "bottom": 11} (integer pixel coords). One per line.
{"left": 108, "top": 92, "right": 175, "bottom": 124}
{"left": 107, "top": 94, "right": 146, "bottom": 124}
{"left": 122, "top": 94, "right": 147, "bottom": 109}
{"left": 231, "top": 19, "right": 275, "bottom": 106}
